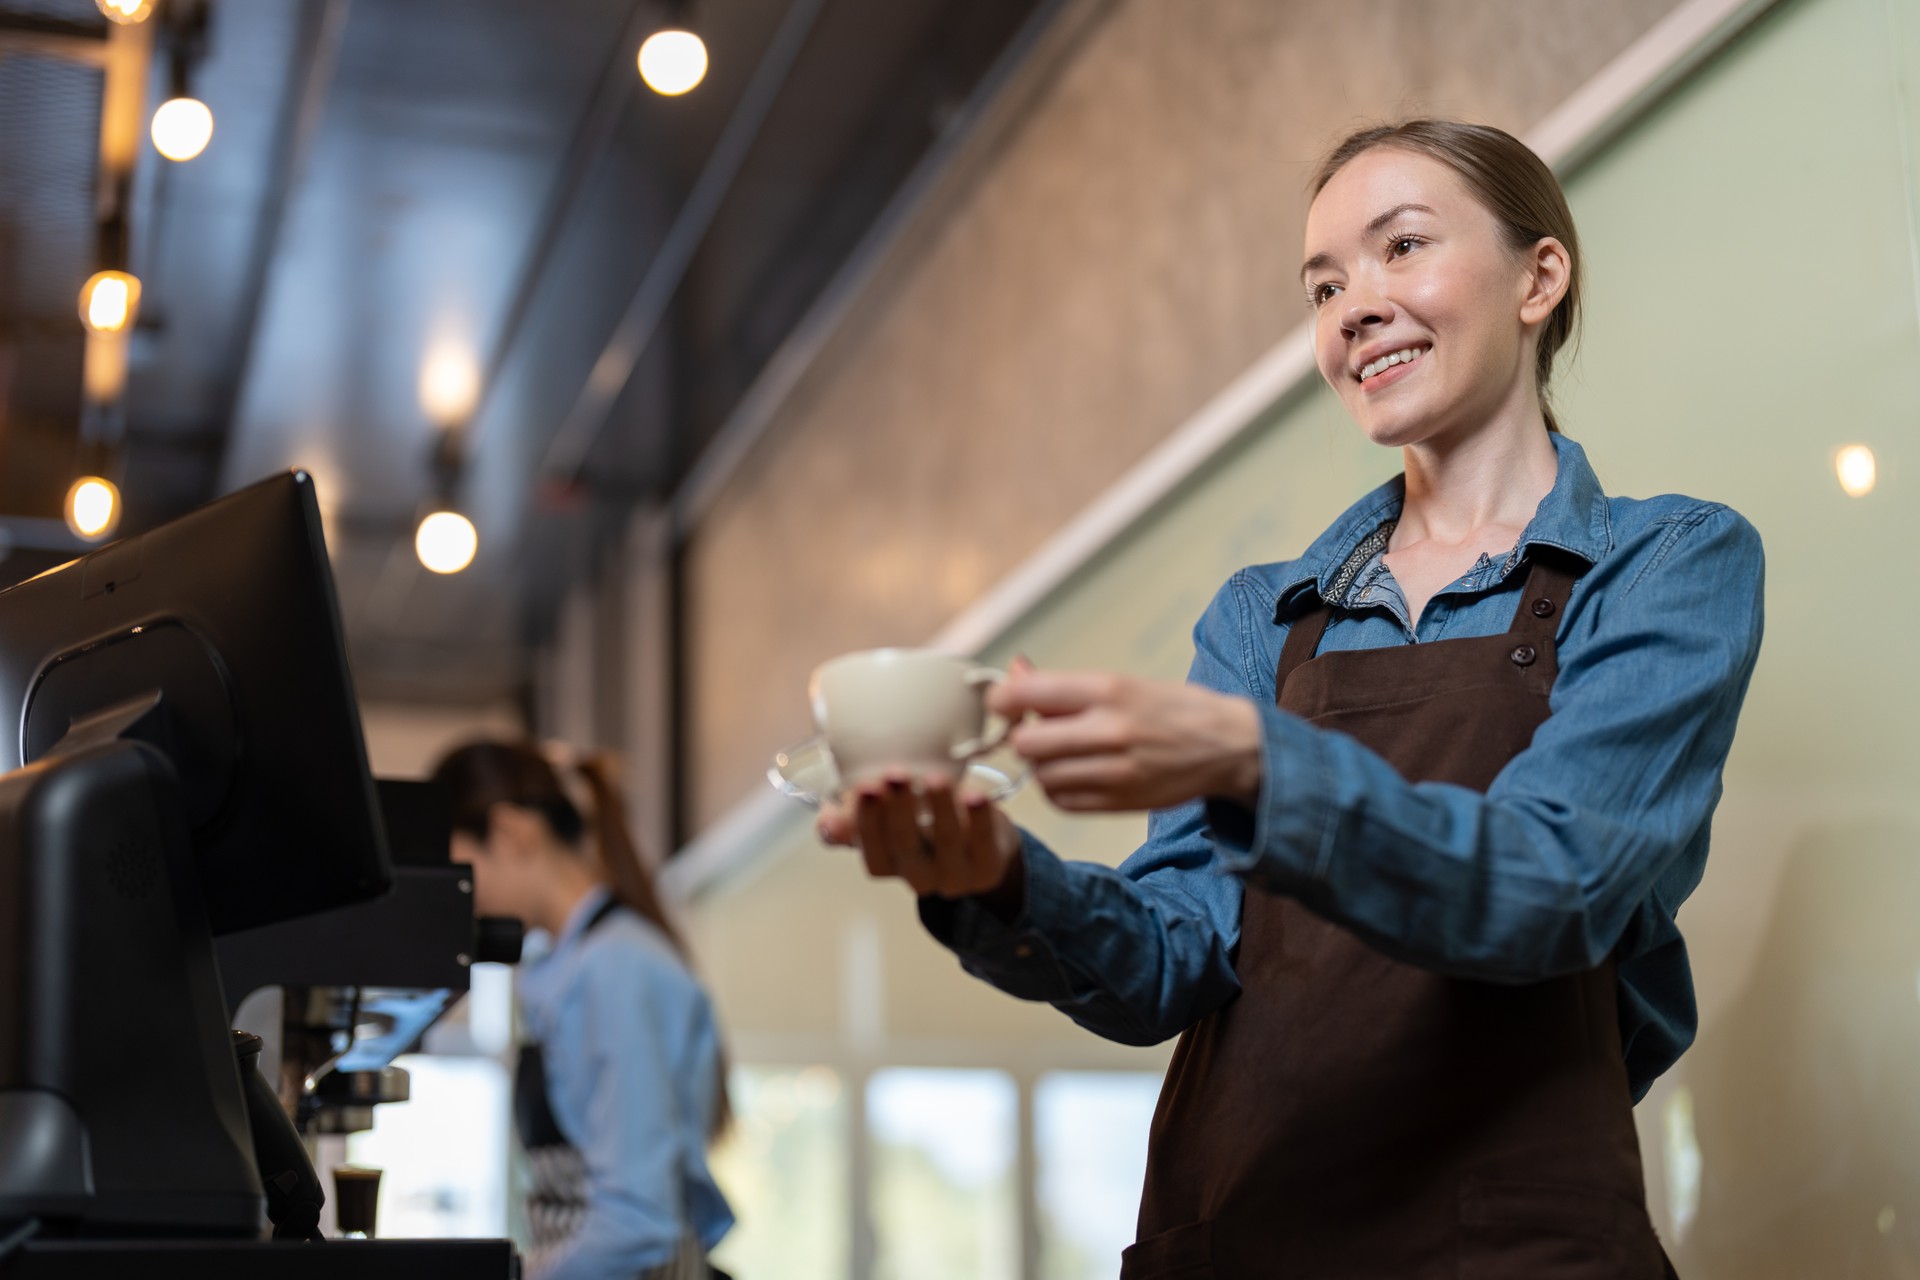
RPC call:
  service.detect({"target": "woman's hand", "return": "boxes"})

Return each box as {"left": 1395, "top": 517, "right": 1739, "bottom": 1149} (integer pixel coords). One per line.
{"left": 817, "top": 770, "right": 1026, "bottom": 909}
{"left": 990, "top": 667, "right": 1264, "bottom": 812}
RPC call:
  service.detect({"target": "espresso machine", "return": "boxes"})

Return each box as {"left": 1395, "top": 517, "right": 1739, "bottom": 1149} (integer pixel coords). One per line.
{"left": 0, "top": 474, "right": 522, "bottom": 1277}
{"left": 218, "top": 780, "right": 524, "bottom": 1140}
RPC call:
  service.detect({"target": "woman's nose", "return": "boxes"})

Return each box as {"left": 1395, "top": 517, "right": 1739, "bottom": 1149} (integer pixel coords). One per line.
{"left": 1339, "top": 290, "right": 1395, "bottom": 338}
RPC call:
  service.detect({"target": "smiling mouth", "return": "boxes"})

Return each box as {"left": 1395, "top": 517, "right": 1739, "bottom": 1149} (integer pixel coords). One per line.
{"left": 1357, "top": 345, "right": 1429, "bottom": 382}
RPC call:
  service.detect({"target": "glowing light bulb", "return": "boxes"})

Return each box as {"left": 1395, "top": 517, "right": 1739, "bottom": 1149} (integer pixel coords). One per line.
{"left": 151, "top": 97, "right": 214, "bottom": 161}
{"left": 415, "top": 511, "right": 478, "bottom": 574}
{"left": 1835, "top": 444, "right": 1877, "bottom": 497}
{"left": 78, "top": 270, "right": 141, "bottom": 334}
{"left": 638, "top": 29, "right": 708, "bottom": 96}
{"left": 65, "top": 477, "right": 121, "bottom": 540}
{"left": 418, "top": 340, "right": 481, "bottom": 428}
{"left": 96, "top": 0, "right": 155, "bottom": 23}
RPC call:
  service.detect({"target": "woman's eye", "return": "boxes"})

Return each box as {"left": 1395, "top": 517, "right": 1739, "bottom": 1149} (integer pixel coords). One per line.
{"left": 1389, "top": 236, "right": 1418, "bottom": 257}
{"left": 1309, "top": 282, "right": 1340, "bottom": 307}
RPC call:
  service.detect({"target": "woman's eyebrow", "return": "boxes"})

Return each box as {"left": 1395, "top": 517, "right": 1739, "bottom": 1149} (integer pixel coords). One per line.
{"left": 1301, "top": 203, "right": 1440, "bottom": 282}
{"left": 1365, "top": 202, "right": 1437, "bottom": 236}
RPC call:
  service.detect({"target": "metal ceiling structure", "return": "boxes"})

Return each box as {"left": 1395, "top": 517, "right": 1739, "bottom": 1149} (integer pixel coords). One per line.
{"left": 0, "top": 0, "right": 1052, "bottom": 703}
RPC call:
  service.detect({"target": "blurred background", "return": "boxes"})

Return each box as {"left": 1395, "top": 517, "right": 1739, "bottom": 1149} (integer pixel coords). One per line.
{"left": 2, "top": 0, "right": 1915, "bottom": 1276}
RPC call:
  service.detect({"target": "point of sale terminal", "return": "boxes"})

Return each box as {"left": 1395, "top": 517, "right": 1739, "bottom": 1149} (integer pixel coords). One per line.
{"left": 0, "top": 472, "right": 524, "bottom": 1278}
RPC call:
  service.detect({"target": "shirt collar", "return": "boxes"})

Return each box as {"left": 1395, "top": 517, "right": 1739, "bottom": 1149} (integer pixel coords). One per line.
{"left": 547, "top": 883, "right": 614, "bottom": 953}
{"left": 1272, "top": 432, "right": 1614, "bottom": 618}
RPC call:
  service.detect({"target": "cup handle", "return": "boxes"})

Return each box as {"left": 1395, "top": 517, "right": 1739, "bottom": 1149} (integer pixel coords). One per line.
{"left": 951, "top": 667, "right": 1012, "bottom": 761}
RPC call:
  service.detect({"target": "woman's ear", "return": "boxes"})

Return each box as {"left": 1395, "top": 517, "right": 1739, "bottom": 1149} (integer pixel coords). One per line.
{"left": 486, "top": 802, "right": 545, "bottom": 860}
{"left": 1519, "top": 236, "right": 1572, "bottom": 327}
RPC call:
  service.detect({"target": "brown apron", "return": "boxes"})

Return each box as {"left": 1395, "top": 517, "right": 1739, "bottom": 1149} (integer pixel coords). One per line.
{"left": 1122, "top": 550, "right": 1674, "bottom": 1279}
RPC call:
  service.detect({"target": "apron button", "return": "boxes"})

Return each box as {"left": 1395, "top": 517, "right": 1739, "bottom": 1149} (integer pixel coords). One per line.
{"left": 1510, "top": 643, "right": 1538, "bottom": 667}
{"left": 1531, "top": 597, "right": 1555, "bottom": 618}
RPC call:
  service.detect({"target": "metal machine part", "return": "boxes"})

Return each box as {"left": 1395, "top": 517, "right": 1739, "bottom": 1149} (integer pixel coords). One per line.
{"left": 217, "top": 780, "right": 525, "bottom": 1138}
{"left": 307, "top": 1066, "right": 411, "bottom": 1137}
{"left": 272, "top": 986, "right": 453, "bottom": 1136}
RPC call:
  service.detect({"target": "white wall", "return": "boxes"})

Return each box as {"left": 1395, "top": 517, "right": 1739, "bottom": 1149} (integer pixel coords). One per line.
{"left": 359, "top": 698, "right": 526, "bottom": 779}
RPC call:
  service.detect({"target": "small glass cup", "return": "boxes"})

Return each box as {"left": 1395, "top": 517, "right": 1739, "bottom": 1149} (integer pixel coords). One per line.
{"left": 332, "top": 1164, "right": 382, "bottom": 1239}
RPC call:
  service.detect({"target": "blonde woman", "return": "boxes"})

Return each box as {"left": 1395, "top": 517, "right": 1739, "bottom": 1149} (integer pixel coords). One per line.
{"left": 824, "top": 120, "right": 1763, "bottom": 1278}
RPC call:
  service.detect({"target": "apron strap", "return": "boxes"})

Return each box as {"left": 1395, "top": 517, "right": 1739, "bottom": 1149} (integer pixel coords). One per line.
{"left": 1274, "top": 546, "right": 1586, "bottom": 697}
{"left": 512, "top": 892, "right": 625, "bottom": 1151}
{"left": 1505, "top": 546, "right": 1583, "bottom": 640}
{"left": 1273, "top": 596, "right": 1333, "bottom": 694}
{"left": 583, "top": 894, "right": 623, "bottom": 934}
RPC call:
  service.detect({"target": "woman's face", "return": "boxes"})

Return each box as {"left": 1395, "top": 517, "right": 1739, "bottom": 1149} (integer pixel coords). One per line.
{"left": 1302, "top": 147, "right": 1547, "bottom": 449}
{"left": 449, "top": 809, "right": 543, "bottom": 921}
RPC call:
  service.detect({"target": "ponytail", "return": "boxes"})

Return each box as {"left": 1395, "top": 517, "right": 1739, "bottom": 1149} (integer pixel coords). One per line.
{"left": 569, "top": 756, "right": 736, "bottom": 1139}
{"left": 571, "top": 754, "right": 685, "bottom": 956}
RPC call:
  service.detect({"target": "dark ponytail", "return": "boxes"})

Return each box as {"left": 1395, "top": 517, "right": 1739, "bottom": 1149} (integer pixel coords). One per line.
{"left": 432, "top": 739, "right": 732, "bottom": 1140}
{"left": 570, "top": 753, "right": 687, "bottom": 956}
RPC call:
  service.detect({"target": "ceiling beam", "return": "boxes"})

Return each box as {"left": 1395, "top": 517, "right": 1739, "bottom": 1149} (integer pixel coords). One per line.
{"left": 0, "top": 12, "right": 108, "bottom": 66}
{"left": 444, "top": 0, "right": 661, "bottom": 475}
{"left": 205, "top": 0, "right": 350, "bottom": 498}
{"left": 533, "top": 0, "right": 828, "bottom": 485}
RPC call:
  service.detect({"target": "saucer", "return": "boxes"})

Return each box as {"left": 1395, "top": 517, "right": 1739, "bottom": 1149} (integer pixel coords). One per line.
{"left": 767, "top": 735, "right": 1026, "bottom": 809}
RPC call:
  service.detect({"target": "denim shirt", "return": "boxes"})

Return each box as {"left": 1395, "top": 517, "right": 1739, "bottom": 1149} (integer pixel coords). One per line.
{"left": 516, "top": 887, "right": 734, "bottom": 1279}
{"left": 922, "top": 434, "right": 1765, "bottom": 1100}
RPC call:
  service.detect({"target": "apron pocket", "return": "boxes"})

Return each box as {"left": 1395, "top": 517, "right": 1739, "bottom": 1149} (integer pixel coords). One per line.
{"left": 1120, "top": 1219, "right": 1213, "bottom": 1279}
{"left": 1456, "top": 1178, "right": 1637, "bottom": 1279}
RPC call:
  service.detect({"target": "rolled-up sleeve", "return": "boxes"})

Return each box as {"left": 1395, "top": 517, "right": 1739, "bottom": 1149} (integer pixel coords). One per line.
{"left": 1213, "top": 504, "right": 1765, "bottom": 982}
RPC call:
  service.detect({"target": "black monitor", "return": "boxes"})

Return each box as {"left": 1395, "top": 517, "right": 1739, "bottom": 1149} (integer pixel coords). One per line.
{"left": 0, "top": 469, "right": 396, "bottom": 1239}
{"left": 0, "top": 469, "right": 391, "bottom": 933}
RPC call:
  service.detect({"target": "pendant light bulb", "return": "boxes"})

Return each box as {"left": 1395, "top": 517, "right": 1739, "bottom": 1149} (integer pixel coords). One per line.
{"left": 151, "top": 97, "right": 215, "bottom": 161}
{"left": 65, "top": 477, "right": 121, "bottom": 541}
{"left": 78, "top": 270, "right": 142, "bottom": 335}
{"left": 638, "top": 29, "right": 708, "bottom": 96}
{"left": 415, "top": 510, "right": 478, "bottom": 575}
{"left": 96, "top": 0, "right": 156, "bottom": 23}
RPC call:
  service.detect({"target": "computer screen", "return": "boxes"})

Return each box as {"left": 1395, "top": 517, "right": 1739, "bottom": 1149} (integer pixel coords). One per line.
{"left": 0, "top": 470, "right": 391, "bottom": 933}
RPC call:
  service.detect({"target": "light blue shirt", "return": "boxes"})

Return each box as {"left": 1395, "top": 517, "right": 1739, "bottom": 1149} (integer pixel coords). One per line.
{"left": 922, "top": 433, "right": 1765, "bottom": 1100}
{"left": 516, "top": 886, "right": 734, "bottom": 1278}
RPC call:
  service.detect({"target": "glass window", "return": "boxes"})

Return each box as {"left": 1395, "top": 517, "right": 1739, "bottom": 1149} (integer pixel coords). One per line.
{"left": 868, "top": 1067, "right": 1019, "bottom": 1280}
{"left": 344, "top": 1053, "right": 511, "bottom": 1239}
{"left": 708, "top": 1065, "right": 850, "bottom": 1280}
{"left": 1035, "top": 1071, "right": 1162, "bottom": 1280}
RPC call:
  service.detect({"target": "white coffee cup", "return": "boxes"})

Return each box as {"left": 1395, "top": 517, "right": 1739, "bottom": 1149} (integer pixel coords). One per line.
{"left": 807, "top": 648, "right": 1012, "bottom": 789}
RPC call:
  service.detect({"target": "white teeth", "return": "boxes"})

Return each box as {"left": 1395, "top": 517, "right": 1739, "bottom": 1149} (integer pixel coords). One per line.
{"left": 1358, "top": 346, "right": 1427, "bottom": 381}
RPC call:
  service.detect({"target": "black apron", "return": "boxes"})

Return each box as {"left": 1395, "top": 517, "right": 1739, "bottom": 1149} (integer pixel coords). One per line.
{"left": 1124, "top": 549, "right": 1676, "bottom": 1278}
{"left": 515, "top": 895, "right": 623, "bottom": 1254}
